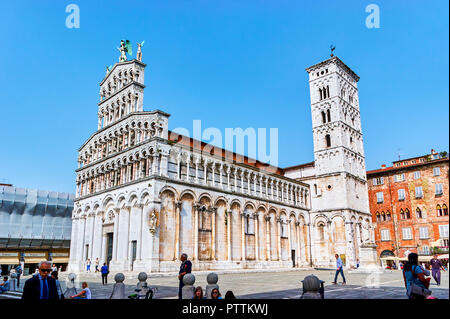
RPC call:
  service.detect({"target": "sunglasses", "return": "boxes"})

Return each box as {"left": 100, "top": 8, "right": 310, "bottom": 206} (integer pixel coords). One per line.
{"left": 40, "top": 269, "right": 52, "bottom": 272}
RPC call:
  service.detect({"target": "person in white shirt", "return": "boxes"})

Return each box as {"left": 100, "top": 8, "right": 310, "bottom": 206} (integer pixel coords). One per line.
{"left": 70, "top": 282, "right": 92, "bottom": 299}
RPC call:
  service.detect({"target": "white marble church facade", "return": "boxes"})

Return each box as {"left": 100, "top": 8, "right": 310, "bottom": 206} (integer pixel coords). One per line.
{"left": 68, "top": 52, "right": 375, "bottom": 273}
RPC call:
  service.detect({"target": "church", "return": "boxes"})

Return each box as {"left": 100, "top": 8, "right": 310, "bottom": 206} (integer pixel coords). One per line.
{"left": 68, "top": 43, "right": 375, "bottom": 273}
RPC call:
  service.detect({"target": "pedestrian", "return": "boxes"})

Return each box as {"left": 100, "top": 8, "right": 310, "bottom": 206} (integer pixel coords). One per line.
{"left": 193, "top": 286, "right": 205, "bottom": 299}
{"left": 15, "top": 264, "right": 22, "bottom": 288}
{"left": 356, "top": 258, "right": 360, "bottom": 269}
{"left": 22, "top": 261, "right": 59, "bottom": 300}
{"left": 332, "top": 254, "right": 346, "bottom": 284}
{"left": 70, "top": 282, "right": 92, "bottom": 299}
{"left": 430, "top": 254, "right": 444, "bottom": 286}
{"left": 178, "top": 253, "right": 192, "bottom": 299}
{"left": 58, "top": 265, "right": 62, "bottom": 273}
{"left": 402, "top": 253, "right": 430, "bottom": 300}
{"left": 86, "top": 259, "right": 91, "bottom": 272}
{"left": 101, "top": 263, "right": 109, "bottom": 285}
{"left": 0, "top": 276, "right": 10, "bottom": 294}
{"left": 51, "top": 271, "right": 64, "bottom": 299}
{"left": 225, "top": 290, "right": 236, "bottom": 299}
{"left": 52, "top": 263, "right": 57, "bottom": 272}
{"left": 95, "top": 258, "right": 100, "bottom": 273}
{"left": 210, "top": 288, "right": 222, "bottom": 299}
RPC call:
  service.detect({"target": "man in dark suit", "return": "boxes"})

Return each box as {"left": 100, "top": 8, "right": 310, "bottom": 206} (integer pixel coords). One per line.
{"left": 22, "top": 261, "right": 59, "bottom": 300}
{"left": 178, "top": 253, "right": 192, "bottom": 299}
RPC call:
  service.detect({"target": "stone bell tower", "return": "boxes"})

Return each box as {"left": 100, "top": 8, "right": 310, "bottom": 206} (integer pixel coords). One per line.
{"left": 304, "top": 56, "right": 377, "bottom": 269}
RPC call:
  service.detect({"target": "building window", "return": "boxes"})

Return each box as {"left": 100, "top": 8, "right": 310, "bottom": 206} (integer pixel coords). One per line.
{"left": 415, "top": 186, "right": 423, "bottom": 198}
{"left": 325, "top": 134, "right": 331, "bottom": 147}
{"left": 420, "top": 246, "right": 430, "bottom": 255}
{"left": 416, "top": 207, "right": 422, "bottom": 219}
{"left": 327, "top": 109, "right": 331, "bottom": 122}
{"left": 402, "top": 227, "right": 413, "bottom": 240}
{"left": 419, "top": 227, "right": 429, "bottom": 239}
{"left": 321, "top": 111, "right": 326, "bottom": 124}
{"left": 373, "top": 177, "right": 384, "bottom": 186}
{"left": 414, "top": 171, "right": 421, "bottom": 179}
{"left": 398, "top": 189, "right": 405, "bottom": 201}
{"left": 405, "top": 209, "right": 410, "bottom": 219}
{"left": 376, "top": 212, "right": 381, "bottom": 222}
{"left": 376, "top": 192, "right": 384, "bottom": 203}
{"left": 394, "top": 173, "right": 405, "bottom": 182}
{"left": 443, "top": 204, "right": 448, "bottom": 216}
{"left": 386, "top": 211, "right": 391, "bottom": 221}
{"left": 381, "top": 229, "right": 390, "bottom": 241}
{"left": 437, "top": 204, "right": 443, "bottom": 216}
{"left": 439, "top": 225, "right": 449, "bottom": 238}
{"left": 435, "top": 184, "right": 443, "bottom": 196}
{"left": 433, "top": 167, "right": 441, "bottom": 176}
{"left": 400, "top": 209, "right": 405, "bottom": 220}
{"left": 381, "top": 211, "right": 386, "bottom": 221}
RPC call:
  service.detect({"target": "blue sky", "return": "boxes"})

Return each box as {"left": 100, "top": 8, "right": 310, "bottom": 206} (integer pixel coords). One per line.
{"left": 0, "top": 0, "right": 448, "bottom": 194}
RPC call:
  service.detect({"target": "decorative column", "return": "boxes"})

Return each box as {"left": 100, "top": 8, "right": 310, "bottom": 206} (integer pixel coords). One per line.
{"left": 254, "top": 214, "right": 259, "bottom": 261}
{"left": 345, "top": 221, "right": 356, "bottom": 268}
{"left": 185, "top": 153, "right": 191, "bottom": 182}
{"left": 151, "top": 154, "right": 159, "bottom": 175}
{"left": 276, "top": 217, "right": 281, "bottom": 261}
{"left": 211, "top": 207, "right": 217, "bottom": 260}
{"left": 287, "top": 220, "right": 292, "bottom": 263}
{"left": 241, "top": 212, "right": 246, "bottom": 261}
{"left": 174, "top": 201, "right": 182, "bottom": 261}
{"left": 193, "top": 204, "right": 199, "bottom": 261}
{"left": 203, "top": 159, "right": 208, "bottom": 185}
{"left": 194, "top": 157, "right": 200, "bottom": 184}
{"left": 265, "top": 216, "right": 271, "bottom": 261}
{"left": 226, "top": 210, "right": 232, "bottom": 261}
{"left": 211, "top": 163, "right": 216, "bottom": 187}
{"left": 295, "top": 221, "right": 301, "bottom": 266}
{"left": 226, "top": 166, "right": 231, "bottom": 190}
{"left": 112, "top": 208, "right": 120, "bottom": 262}
{"left": 101, "top": 234, "right": 107, "bottom": 264}
{"left": 138, "top": 204, "right": 145, "bottom": 261}
{"left": 219, "top": 164, "right": 224, "bottom": 189}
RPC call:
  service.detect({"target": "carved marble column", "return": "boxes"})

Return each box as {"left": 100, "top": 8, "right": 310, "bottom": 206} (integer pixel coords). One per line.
{"left": 211, "top": 207, "right": 217, "bottom": 260}
{"left": 174, "top": 201, "right": 182, "bottom": 261}
{"left": 241, "top": 212, "right": 245, "bottom": 261}
{"left": 193, "top": 204, "right": 199, "bottom": 261}
{"left": 226, "top": 210, "right": 232, "bottom": 261}
{"left": 265, "top": 216, "right": 271, "bottom": 261}
{"left": 254, "top": 214, "right": 259, "bottom": 261}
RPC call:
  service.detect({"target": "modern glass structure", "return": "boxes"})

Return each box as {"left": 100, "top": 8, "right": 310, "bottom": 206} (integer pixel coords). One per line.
{"left": 0, "top": 186, "right": 74, "bottom": 275}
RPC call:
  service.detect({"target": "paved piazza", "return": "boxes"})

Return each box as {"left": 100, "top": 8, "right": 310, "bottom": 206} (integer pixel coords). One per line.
{"left": 4, "top": 269, "right": 448, "bottom": 299}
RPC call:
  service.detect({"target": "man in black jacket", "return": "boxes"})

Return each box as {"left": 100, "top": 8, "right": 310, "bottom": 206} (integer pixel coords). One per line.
{"left": 22, "top": 261, "right": 59, "bottom": 300}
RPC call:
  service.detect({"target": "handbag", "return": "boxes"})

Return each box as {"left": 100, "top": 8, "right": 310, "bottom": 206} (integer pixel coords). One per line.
{"left": 407, "top": 265, "right": 432, "bottom": 297}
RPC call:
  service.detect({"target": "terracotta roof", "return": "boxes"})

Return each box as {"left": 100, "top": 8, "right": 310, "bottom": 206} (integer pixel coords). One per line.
{"left": 367, "top": 157, "right": 449, "bottom": 176}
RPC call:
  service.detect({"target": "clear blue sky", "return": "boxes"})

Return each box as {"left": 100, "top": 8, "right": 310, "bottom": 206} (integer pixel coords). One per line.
{"left": 0, "top": 0, "right": 448, "bottom": 194}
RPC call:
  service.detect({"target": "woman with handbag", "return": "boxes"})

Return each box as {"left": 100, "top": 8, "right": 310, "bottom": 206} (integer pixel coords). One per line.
{"left": 402, "top": 253, "right": 431, "bottom": 300}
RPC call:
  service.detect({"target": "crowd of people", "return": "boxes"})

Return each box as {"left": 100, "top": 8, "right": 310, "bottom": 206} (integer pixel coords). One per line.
{"left": 0, "top": 251, "right": 446, "bottom": 300}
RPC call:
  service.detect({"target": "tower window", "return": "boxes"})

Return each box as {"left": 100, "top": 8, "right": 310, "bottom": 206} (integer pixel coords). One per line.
{"left": 327, "top": 109, "right": 331, "bottom": 122}
{"left": 319, "top": 88, "right": 323, "bottom": 100}
{"left": 325, "top": 134, "right": 331, "bottom": 147}
{"left": 321, "top": 111, "right": 326, "bottom": 124}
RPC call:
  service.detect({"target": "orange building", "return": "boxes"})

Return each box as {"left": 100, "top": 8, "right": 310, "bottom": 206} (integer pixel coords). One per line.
{"left": 367, "top": 149, "right": 449, "bottom": 265}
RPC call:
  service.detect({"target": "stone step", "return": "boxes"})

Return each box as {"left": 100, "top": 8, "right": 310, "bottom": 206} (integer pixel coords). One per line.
{"left": 0, "top": 292, "right": 22, "bottom": 299}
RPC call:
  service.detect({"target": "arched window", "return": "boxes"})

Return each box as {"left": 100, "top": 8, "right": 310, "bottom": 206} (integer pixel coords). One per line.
{"left": 386, "top": 211, "right": 391, "bottom": 221}
{"left": 381, "top": 211, "right": 386, "bottom": 221}
{"left": 318, "top": 223, "right": 325, "bottom": 241}
{"left": 376, "top": 212, "right": 380, "bottom": 222}
{"left": 443, "top": 204, "right": 448, "bottom": 216}
{"left": 321, "top": 111, "right": 326, "bottom": 124}
{"left": 325, "top": 134, "right": 331, "bottom": 147}
{"left": 437, "top": 204, "right": 442, "bottom": 216}
{"left": 327, "top": 109, "right": 331, "bottom": 122}
{"left": 326, "top": 86, "right": 330, "bottom": 98}
{"left": 416, "top": 207, "right": 422, "bottom": 219}
{"left": 319, "top": 88, "right": 323, "bottom": 100}
{"left": 405, "top": 209, "right": 410, "bottom": 219}
{"left": 400, "top": 209, "right": 405, "bottom": 220}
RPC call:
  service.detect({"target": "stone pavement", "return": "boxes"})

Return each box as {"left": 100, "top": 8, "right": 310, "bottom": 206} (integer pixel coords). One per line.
{"left": 1, "top": 268, "right": 448, "bottom": 299}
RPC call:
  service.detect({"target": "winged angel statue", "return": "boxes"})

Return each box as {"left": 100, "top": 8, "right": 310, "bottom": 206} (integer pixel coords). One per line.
{"left": 117, "top": 40, "right": 133, "bottom": 62}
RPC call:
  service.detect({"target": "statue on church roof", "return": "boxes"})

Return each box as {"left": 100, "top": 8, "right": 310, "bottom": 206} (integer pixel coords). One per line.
{"left": 136, "top": 40, "right": 145, "bottom": 62}
{"left": 117, "top": 40, "right": 133, "bottom": 62}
